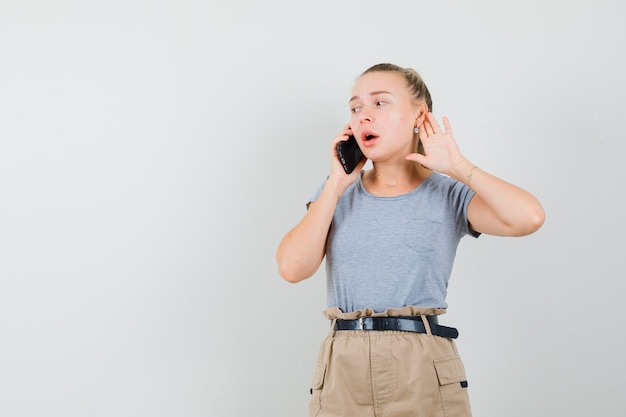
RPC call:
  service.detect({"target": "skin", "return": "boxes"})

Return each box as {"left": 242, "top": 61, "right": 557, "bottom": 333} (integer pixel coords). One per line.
{"left": 276, "top": 71, "right": 545, "bottom": 283}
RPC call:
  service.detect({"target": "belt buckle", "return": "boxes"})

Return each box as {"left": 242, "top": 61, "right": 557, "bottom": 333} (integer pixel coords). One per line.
{"left": 358, "top": 317, "right": 364, "bottom": 330}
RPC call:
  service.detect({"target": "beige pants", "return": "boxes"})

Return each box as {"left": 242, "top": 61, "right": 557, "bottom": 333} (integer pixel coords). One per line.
{"left": 309, "top": 307, "right": 472, "bottom": 417}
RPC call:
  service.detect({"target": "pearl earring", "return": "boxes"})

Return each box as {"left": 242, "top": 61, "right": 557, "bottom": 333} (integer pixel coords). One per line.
{"left": 414, "top": 127, "right": 419, "bottom": 134}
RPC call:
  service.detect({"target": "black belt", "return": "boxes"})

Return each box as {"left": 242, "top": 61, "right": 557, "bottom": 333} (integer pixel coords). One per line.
{"left": 333, "top": 316, "right": 458, "bottom": 339}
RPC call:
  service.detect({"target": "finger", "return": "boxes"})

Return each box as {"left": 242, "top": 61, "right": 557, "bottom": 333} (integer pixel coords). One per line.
{"left": 420, "top": 119, "right": 434, "bottom": 135}
{"left": 417, "top": 119, "right": 428, "bottom": 141}
{"left": 442, "top": 116, "right": 452, "bottom": 134}
{"left": 332, "top": 133, "right": 349, "bottom": 149}
{"left": 333, "top": 137, "right": 350, "bottom": 152}
{"left": 423, "top": 118, "right": 435, "bottom": 136}
{"left": 427, "top": 113, "right": 441, "bottom": 134}
{"left": 419, "top": 124, "right": 428, "bottom": 141}
{"left": 335, "top": 125, "right": 353, "bottom": 144}
{"left": 406, "top": 152, "right": 426, "bottom": 165}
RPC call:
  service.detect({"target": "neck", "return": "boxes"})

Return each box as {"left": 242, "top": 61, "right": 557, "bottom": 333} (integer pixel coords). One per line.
{"left": 364, "top": 162, "right": 431, "bottom": 195}
{"left": 372, "top": 161, "right": 423, "bottom": 184}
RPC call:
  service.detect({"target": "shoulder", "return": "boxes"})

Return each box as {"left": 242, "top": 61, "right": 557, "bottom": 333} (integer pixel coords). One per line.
{"left": 421, "top": 173, "right": 475, "bottom": 207}
{"left": 423, "top": 172, "right": 464, "bottom": 192}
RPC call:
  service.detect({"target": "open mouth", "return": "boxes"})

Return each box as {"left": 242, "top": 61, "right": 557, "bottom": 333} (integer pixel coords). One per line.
{"left": 363, "top": 133, "right": 379, "bottom": 142}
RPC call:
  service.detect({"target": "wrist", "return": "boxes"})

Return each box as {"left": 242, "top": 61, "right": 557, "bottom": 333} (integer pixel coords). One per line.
{"left": 465, "top": 165, "right": 479, "bottom": 191}
{"left": 450, "top": 159, "right": 478, "bottom": 189}
{"left": 323, "top": 177, "right": 347, "bottom": 202}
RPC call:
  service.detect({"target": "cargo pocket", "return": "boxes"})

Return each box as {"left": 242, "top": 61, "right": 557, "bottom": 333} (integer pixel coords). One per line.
{"left": 434, "top": 356, "right": 472, "bottom": 417}
{"left": 308, "top": 362, "right": 327, "bottom": 417}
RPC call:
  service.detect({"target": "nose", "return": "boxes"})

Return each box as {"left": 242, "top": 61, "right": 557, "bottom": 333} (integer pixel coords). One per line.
{"left": 359, "top": 108, "right": 373, "bottom": 124}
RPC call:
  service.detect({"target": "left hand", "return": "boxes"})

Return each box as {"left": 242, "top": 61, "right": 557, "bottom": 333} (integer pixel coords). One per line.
{"left": 406, "top": 113, "right": 465, "bottom": 176}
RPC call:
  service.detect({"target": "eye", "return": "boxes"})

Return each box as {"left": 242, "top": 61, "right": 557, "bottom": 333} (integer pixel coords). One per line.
{"left": 376, "top": 100, "right": 386, "bottom": 107}
{"left": 350, "top": 106, "right": 361, "bottom": 114}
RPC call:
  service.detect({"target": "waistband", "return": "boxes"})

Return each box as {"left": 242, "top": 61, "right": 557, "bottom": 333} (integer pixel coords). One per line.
{"left": 323, "top": 306, "right": 447, "bottom": 320}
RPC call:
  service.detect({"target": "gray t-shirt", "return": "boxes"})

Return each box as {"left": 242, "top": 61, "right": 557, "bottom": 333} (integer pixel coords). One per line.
{"left": 310, "top": 172, "right": 479, "bottom": 313}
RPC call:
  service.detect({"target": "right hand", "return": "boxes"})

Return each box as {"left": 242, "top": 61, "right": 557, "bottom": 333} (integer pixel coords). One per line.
{"left": 329, "top": 124, "right": 367, "bottom": 193}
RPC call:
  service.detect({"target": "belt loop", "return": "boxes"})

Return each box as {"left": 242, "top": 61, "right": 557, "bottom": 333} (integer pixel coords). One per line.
{"left": 329, "top": 318, "right": 338, "bottom": 336}
{"left": 421, "top": 315, "right": 432, "bottom": 336}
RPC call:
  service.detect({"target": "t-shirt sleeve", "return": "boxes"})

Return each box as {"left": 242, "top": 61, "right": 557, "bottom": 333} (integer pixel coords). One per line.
{"left": 450, "top": 180, "right": 481, "bottom": 238}
{"left": 306, "top": 177, "right": 328, "bottom": 209}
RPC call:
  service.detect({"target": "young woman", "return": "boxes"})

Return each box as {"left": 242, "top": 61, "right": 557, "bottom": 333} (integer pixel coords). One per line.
{"left": 276, "top": 63, "right": 545, "bottom": 417}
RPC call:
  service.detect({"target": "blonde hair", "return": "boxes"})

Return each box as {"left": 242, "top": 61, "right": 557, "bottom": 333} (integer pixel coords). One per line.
{"left": 361, "top": 63, "right": 432, "bottom": 155}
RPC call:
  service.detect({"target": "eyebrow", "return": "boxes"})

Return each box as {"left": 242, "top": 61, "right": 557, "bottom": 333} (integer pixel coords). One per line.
{"left": 349, "top": 90, "right": 393, "bottom": 104}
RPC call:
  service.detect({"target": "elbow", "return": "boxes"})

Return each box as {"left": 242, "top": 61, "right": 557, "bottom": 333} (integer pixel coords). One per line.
{"left": 533, "top": 207, "right": 546, "bottom": 231}
{"left": 515, "top": 205, "right": 546, "bottom": 236}
{"left": 528, "top": 204, "right": 546, "bottom": 234}
{"left": 276, "top": 256, "right": 311, "bottom": 284}
{"left": 277, "top": 260, "right": 296, "bottom": 283}
{"left": 276, "top": 239, "right": 322, "bottom": 283}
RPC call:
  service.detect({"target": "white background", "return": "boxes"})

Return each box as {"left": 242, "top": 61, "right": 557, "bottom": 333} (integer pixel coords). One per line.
{"left": 1, "top": 1, "right": 624, "bottom": 416}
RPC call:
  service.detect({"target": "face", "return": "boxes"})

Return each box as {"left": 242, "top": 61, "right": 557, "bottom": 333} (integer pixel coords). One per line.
{"left": 349, "top": 71, "right": 424, "bottom": 162}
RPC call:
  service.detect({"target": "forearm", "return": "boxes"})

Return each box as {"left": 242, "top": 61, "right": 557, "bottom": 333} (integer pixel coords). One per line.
{"left": 451, "top": 159, "right": 545, "bottom": 236}
{"left": 276, "top": 179, "right": 343, "bottom": 283}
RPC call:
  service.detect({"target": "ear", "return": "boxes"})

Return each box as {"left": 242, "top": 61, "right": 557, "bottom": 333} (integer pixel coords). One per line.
{"left": 414, "top": 102, "right": 429, "bottom": 128}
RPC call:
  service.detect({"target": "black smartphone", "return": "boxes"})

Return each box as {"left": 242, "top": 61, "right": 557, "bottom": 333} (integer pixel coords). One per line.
{"left": 337, "top": 135, "right": 365, "bottom": 174}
